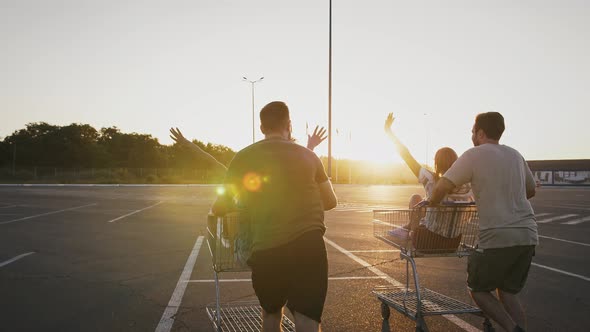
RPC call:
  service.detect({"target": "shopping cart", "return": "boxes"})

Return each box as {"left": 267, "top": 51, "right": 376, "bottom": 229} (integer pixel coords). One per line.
{"left": 372, "top": 204, "right": 494, "bottom": 332}
{"left": 205, "top": 212, "right": 296, "bottom": 332}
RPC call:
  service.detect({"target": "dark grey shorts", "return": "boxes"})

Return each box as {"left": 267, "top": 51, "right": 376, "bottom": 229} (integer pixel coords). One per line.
{"left": 248, "top": 230, "right": 328, "bottom": 322}
{"left": 467, "top": 245, "right": 535, "bottom": 294}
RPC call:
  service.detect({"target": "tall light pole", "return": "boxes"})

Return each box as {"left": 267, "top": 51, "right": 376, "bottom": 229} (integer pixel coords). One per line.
{"left": 327, "top": 0, "right": 333, "bottom": 178}
{"left": 424, "top": 113, "right": 429, "bottom": 167}
{"left": 347, "top": 130, "right": 352, "bottom": 184}
{"left": 243, "top": 76, "right": 264, "bottom": 144}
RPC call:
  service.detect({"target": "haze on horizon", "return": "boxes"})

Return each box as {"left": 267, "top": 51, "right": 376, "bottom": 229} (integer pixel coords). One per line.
{"left": 1, "top": 0, "right": 589, "bottom": 165}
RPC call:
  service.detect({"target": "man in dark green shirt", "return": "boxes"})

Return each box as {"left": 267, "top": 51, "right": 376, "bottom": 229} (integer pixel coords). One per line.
{"left": 213, "top": 101, "right": 337, "bottom": 332}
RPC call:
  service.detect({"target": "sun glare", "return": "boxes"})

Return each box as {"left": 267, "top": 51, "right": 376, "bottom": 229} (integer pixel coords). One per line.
{"left": 243, "top": 172, "right": 263, "bottom": 192}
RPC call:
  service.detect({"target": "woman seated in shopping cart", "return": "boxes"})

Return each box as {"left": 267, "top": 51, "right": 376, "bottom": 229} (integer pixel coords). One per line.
{"left": 384, "top": 113, "right": 474, "bottom": 237}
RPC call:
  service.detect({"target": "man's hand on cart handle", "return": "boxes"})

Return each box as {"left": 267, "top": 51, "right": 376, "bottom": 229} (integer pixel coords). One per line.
{"left": 413, "top": 200, "right": 430, "bottom": 208}
{"left": 211, "top": 187, "right": 237, "bottom": 216}
{"left": 429, "top": 177, "right": 457, "bottom": 206}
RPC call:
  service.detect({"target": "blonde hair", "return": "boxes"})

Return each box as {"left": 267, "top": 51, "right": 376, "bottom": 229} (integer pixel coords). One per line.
{"left": 434, "top": 147, "right": 458, "bottom": 181}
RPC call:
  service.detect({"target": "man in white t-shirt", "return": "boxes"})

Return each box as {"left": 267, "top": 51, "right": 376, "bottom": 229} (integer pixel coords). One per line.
{"left": 430, "top": 112, "right": 537, "bottom": 332}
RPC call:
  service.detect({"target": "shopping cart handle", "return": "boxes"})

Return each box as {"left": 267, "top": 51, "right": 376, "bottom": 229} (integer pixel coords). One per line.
{"left": 440, "top": 201, "right": 476, "bottom": 207}
{"left": 423, "top": 201, "right": 476, "bottom": 208}
{"left": 413, "top": 200, "right": 430, "bottom": 208}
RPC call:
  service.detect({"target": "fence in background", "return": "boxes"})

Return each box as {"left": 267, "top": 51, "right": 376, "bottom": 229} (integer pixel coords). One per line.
{"left": 0, "top": 166, "right": 222, "bottom": 184}
{"left": 0, "top": 164, "right": 418, "bottom": 185}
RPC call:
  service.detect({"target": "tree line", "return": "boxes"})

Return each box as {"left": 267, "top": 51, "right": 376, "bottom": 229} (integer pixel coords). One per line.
{"left": 0, "top": 122, "right": 419, "bottom": 184}
{"left": 0, "top": 122, "right": 236, "bottom": 170}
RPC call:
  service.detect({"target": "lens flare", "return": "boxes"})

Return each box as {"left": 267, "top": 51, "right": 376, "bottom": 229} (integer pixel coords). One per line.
{"left": 216, "top": 186, "right": 226, "bottom": 196}
{"left": 243, "top": 172, "right": 262, "bottom": 192}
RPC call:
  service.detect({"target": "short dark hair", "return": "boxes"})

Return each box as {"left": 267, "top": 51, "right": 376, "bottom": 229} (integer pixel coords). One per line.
{"left": 260, "top": 101, "right": 290, "bottom": 132}
{"left": 474, "top": 112, "right": 505, "bottom": 140}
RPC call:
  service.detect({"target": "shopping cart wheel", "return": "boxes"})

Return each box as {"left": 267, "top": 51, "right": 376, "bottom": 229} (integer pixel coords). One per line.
{"left": 483, "top": 317, "right": 495, "bottom": 332}
{"left": 380, "top": 301, "right": 391, "bottom": 332}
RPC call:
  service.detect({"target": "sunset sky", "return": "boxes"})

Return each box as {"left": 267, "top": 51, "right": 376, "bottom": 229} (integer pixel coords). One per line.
{"left": 1, "top": 0, "right": 588, "bottom": 166}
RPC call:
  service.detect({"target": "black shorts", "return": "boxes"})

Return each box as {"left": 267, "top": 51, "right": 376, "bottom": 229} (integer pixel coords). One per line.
{"left": 247, "top": 230, "right": 328, "bottom": 323}
{"left": 467, "top": 245, "right": 535, "bottom": 294}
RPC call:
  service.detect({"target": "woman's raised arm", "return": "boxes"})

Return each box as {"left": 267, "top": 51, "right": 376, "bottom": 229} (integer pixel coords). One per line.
{"left": 384, "top": 113, "right": 421, "bottom": 178}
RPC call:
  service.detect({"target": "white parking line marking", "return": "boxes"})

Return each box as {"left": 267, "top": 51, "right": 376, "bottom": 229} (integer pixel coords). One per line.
{"left": 0, "top": 252, "right": 35, "bottom": 268}
{"left": 536, "top": 204, "right": 590, "bottom": 211}
{"left": 532, "top": 263, "right": 590, "bottom": 282}
{"left": 155, "top": 236, "right": 204, "bottom": 332}
{"left": 538, "top": 235, "right": 590, "bottom": 247}
{"left": 328, "top": 276, "right": 388, "bottom": 280}
{"left": 0, "top": 205, "right": 18, "bottom": 209}
{"left": 184, "top": 276, "right": 389, "bottom": 283}
{"left": 372, "top": 219, "right": 393, "bottom": 226}
{"left": 323, "top": 237, "right": 481, "bottom": 332}
{"left": 534, "top": 213, "right": 551, "bottom": 218}
{"left": 537, "top": 214, "right": 578, "bottom": 224}
{"left": 107, "top": 201, "right": 163, "bottom": 223}
{"left": 563, "top": 216, "right": 590, "bottom": 225}
{"left": 0, "top": 203, "right": 97, "bottom": 225}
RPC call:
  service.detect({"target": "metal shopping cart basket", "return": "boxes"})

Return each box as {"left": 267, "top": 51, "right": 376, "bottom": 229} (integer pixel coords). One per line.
{"left": 205, "top": 212, "right": 296, "bottom": 332}
{"left": 372, "top": 204, "right": 494, "bottom": 332}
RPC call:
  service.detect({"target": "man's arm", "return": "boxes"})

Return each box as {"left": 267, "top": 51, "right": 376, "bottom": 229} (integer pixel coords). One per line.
{"left": 170, "top": 127, "right": 228, "bottom": 172}
{"left": 433, "top": 150, "right": 474, "bottom": 206}
{"left": 318, "top": 180, "right": 337, "bottom": 210}
{"left": 211, "top": 185, "right": 237, "bottom": 216}
{"left": 210, "top": 152, "right": 243, "bottom": 216}
{"left": 429, "top": 177, "right": 456, "bottom": 206}
{"left": 524, "top": 159, "right": 536, "bottom": 199}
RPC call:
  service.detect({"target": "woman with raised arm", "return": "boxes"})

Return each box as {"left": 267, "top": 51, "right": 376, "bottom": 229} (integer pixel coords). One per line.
{"left": 384, "top": 113, "right": 473, "bottom": 209}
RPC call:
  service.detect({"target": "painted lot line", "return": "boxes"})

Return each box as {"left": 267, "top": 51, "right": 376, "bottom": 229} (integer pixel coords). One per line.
{"left": 532, "top": 263, "right": 590, "bottom": 282}
{"left": 0, "top": 252, "right": 35, "bottom": 268}
{"left": 0, "top": 203, "right": 97, "bottom": 225}
{"left": 184, "top": 276, "right": 389, "bottom": 283}
{"left": 563, "top": 216, "right": 590, "bottom": 225}
{"left": 538, "top": 235, "right": 590, "bottom": 247}
{"left": 323, "top": 237, "right": 481, "bottom": 332}
{"left": 107, "top": 201, "right": 163, "bottom": 223}
{"left": 0, "top": 205, "right": 18, "bottom": 209}
{"left": 537, "top": 214, "right": 578, "bottom": 224}
{"left": 155, "top": 236, "right": 204, "bottom": 332}
{"left": 536, "top": 204, "right": 590, "bottom": 211}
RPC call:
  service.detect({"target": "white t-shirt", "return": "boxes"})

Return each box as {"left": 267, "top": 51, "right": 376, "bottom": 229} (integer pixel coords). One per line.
{"left": 443, "top": 144, "right": 538, "bottom": 249}
{"left": 418, "top": 167, "right": 474, "bottom": 237}
{"left": 418, "top": 167, "right": 473, "bottom": 203}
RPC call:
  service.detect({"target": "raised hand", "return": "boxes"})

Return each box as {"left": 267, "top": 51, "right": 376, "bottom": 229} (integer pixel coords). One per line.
{"left": 169, "top": 127, "right": 191, "bottom": 146}
{"left": 384, "top": 113, "right": 395, "bottom": 134}
{"left": 169, "top": 127, "right": 228, "bottom": 171}
{"left": 307, "top": 126, "right": 327, "bottom": 151}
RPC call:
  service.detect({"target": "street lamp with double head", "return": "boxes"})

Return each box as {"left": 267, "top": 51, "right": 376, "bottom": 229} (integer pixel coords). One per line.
{"left": 242, "top": 76, "right": 264, "bottom": 144}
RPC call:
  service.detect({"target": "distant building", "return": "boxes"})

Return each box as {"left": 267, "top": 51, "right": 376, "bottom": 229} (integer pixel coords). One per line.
{"left": 527, "top": 159, "right": 590, "bottom": 186}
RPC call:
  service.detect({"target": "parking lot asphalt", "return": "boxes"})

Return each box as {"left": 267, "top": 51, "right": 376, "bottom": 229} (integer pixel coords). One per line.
{"left": 0, "top": 184, "right": 588, "bottom": 331}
